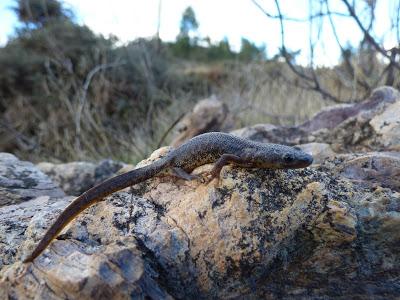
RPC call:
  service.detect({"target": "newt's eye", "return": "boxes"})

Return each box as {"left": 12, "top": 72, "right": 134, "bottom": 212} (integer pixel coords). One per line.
{"left": 283, "top": 153, "right": 294, "bottom": 163}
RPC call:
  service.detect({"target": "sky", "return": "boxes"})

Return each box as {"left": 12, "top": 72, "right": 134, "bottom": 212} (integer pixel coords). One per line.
{"left": 0, "top": 0, "right": 398, "bottom": 66}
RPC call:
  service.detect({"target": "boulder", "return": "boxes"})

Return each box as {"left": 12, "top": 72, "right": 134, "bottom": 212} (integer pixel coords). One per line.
{"left": 232, "top": 86, "right": 400, "bottom": 153}
{"left": 0, "top": 149, "right": 399, "bottom": 299}
{"left": 296, "top": 143, "right": 336, "bottom": 164}
{"left": 300, "top": 86, "right": 399, "bottom": 132}
{"left": 171, "top": 96, "right": 234, "bottom": 147}
{"left": 323, "top": 152, "right": 400, "bottom": 192}
{"left": 37, "top": 159, "right": 125, "bottom": 196}
{"left": 0, "top": 153, "right": 65, "bottom": 207}
{"left": 369, "top": 100, "right": 400, "bottom": 150}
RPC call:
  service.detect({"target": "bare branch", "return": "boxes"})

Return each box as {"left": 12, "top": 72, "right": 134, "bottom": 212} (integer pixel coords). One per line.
{"left": 251, "top": 0, "right": 348, "bottom": 22}
{"left": 272, "top": 0, "right": 340, "bottom": 102}
{"left": 75, "top": 61, "right": 125, "bottom": 151}
{"left": 156, "top": 112, "right": 185, "bottom": 148}
{"left": 341, "top": 0, "right": 400, "bottom": 70}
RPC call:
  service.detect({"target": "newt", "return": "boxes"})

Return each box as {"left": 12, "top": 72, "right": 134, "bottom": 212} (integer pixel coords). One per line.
{"left": 23, "top": 132, "right": 313, "bottom": 263}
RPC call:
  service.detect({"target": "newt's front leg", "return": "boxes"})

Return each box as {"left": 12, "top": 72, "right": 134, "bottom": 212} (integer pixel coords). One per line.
{"left": 200, "top": 154, "right": 254, "bottom": 183}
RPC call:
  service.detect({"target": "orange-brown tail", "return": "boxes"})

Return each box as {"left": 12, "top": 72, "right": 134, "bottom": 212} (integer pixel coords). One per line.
{"left": 23, "top": 159, "right": 168, "bottom": 263}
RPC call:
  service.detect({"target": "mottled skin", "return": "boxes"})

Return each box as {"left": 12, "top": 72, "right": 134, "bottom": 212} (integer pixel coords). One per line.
{"left": 23, "top": 132, "right": 313, "bottom": 263}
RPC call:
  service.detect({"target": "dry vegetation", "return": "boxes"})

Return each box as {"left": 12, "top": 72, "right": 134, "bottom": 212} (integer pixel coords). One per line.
{"left": 0, "top": 52, "right": 392, "bottom": 164}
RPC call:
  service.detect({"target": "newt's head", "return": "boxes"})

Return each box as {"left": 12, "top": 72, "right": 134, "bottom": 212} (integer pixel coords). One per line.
{"left": 245, "top": 143, "right": 313, "bottom": 169}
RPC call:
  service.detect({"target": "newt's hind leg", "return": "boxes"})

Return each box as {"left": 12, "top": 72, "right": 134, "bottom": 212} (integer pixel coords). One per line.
{"left": 172, "top": 167, "right": 201, "bottom": 181}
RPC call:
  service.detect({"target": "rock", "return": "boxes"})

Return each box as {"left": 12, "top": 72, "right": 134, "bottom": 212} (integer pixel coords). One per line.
{"left": 230, "top": 123, "right": 278, "bottom": 140}
{"left": 1, "top": 148, "right": 399, "bottom": 299}
{"left": 171, "top": 96, "right": 234, "bottom": 147}
{"left": 231, "top": 123, "right": 306, "bottom": 145}
{"left": 369, "top": 100, "right": 400, "bottom": 150}
{"left": 0, "top": 195, "right": 72, "bottom": 271}
{"left": 306, "top": 86, "right": 400, "bottom": 153}
{"left": 37, "top": 159, "right": 125, "bottom": 196}
{"left": 300, "top": 86, "right": 399, "bottom": 132}
{"left": 0, "top": 193, "right": 173, "bottom": 299}
{"left": 296, "top": 143, "right": 336, "bottom": 164}
{"left": 231, "top": 86, "right": 400, "bottom": 154}
{"left": 0, "top": 153, "right": 65, "bottom": 207}
{"left": 334, "top": 152, "right": 400, "bottom": 192}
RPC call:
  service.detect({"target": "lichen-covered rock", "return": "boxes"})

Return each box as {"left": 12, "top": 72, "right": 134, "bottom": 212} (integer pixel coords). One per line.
{"left": 1, "top": 243, "right": 173, "bottom": 300}
{"left": 251, "top": 185, "right": 400, "bottom": 299}
{"left": 0, "top": 195, "right": 73, "bottom": 271}
{"left": 37, "top": 159, "right": 125, "bottom": 196}
{"left": 369, "top": 100, "right": 400, "bottom": 150}
{"left": 0, "top": 153, "right": 65, "bottom": 207}
{"left": 299, "top": 86, "right": 400, "bottom": 153}
{"left": 0, "top": 193, "right": 173, "bottom": 299}
{"left": 1, "top": 148, "right": 399, "bottom": 299}
{"left": 327, "top": 152, "right": 400, "bottom": 192}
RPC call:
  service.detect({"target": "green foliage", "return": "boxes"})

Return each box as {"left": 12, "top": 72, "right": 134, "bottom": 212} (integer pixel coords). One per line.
{"left": 0, "top": 21, "right": 110, "bottom": 96}
{"left": 171, "top": 7, "right": 266, "bottom": 62}
{"left": 238, "top": 38, "right": 266, "bottom": 62}
{"left": 206, "top": 39, "right": 236, "bottom": 61}
{"left": 171, "top": 36, "right": 192, "bottom": 58}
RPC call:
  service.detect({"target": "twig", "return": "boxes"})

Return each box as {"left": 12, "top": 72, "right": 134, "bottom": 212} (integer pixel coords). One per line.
{"left": 75, "top": 61, "right": 125, "bottom": 151}
{"left": 156, "top": 112, "right": 185, "bottom": 148}
{"left": 273, "top": 0, "right": 340, "bottom": 102}
{"left": 341, "top": 0, "right": 400, "bottom": 70}
{"left": 251, "top": 0, "right": 348, "bottom": 22}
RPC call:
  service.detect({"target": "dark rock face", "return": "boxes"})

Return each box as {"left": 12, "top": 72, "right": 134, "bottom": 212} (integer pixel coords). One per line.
{"left": 0, "top": 153, "right": 65, "bottom": 207}
{"left": 37, "top": 159, "right": 125, "bottom": 196}
{"left": 334, "top": 152, "right": 400, "bottom": 192}
{"left": 1, "top": 87, "right": 400, "bottom": 299}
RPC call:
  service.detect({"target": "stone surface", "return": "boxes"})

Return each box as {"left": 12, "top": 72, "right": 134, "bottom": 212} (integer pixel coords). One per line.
{"left": 0, "top": 153, "right": 65, "bottom": 207}
{"left": 1, "top": 149, "right": 399, "bottom": 299}
{"left": 297, "top": 142, "right": 336, "bottom": 164}
{"left": 325, "top": 152, "right": 400, "bottom": 192}
{"left": 232, "top": 86, "right": 400, "bottom": 154}
{"left": 369, "top": 100, "right": 400, "bottom": 150}
{"left": 171, "top": 96, "right": 234, "bottom": 147}
{"left": 230, "top": 123, "right": 277, "bottom": 140}
{"left": 300, "top": 86, "right": 399, "bottom": 132}
{"left": 37, "top": 159, "right": 125, "bottom": 196}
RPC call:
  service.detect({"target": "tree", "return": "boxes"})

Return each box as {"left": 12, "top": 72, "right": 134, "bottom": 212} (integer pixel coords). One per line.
{"left": 13, "top": 0, "right": 70, "bottom": 27}
{"left": 178, "top": 6, "right": 199, "bottom": 39}
{"left": 238, "top": 38, "right": 266, "bottom": 61}
{"left": 172, "top": 6, "right": 200, "bottom": 58}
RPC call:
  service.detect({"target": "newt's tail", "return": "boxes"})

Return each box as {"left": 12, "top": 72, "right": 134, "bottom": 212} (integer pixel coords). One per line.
{"left": 23, "top": 158, "right": 168, "bottom": 263}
